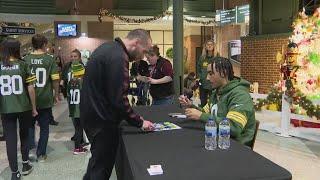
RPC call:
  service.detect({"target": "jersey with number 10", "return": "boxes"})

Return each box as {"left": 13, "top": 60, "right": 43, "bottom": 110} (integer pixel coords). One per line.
{"left": 23, "top": 53, "right": 60, "bottom": 109}
{"left": 0, "top": 60, "right": 36, "bottom": 113}
{"left": 67, "top": 78, "right": 82, "bottom": 118}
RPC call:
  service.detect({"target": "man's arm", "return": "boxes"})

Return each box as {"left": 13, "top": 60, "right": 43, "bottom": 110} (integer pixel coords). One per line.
{"left": 50, "top": 60, "right": 61, "bottom": 103}
{"left": 53, "top": 80, "right": 60, "bottom": 103}
{"left": 148, "top": 59, "right": 173, "bottom": 84}
{"left": 224, "top": 91, "right": 254, "bottom": 138}
{"left": 25, "top": 64, "right": 38, "bottom": 117}
{"left": 148, "top": 76, "right": 172, "bottom": 84}
{"left": 107, "top": 52, "right": 151, "bottom": 129}
{"left": 27, "top": 85, "right": 38, "bottom": 117}
{"left": 201, "top": 91, "right": 254, "bottom": 138}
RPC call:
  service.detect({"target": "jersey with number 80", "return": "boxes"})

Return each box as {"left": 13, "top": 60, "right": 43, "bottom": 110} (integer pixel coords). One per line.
{"left": 0, "top": 60, "right": 36, "bottom": 113}
{"left": 0, "top": 75, "right": 23, "bottom": 95}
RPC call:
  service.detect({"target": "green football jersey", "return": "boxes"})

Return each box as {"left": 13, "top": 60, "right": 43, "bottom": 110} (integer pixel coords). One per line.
{"left": 0, "top": 60, "right": 36, "bottom": 113}
{"left": 67, "top": 77, "right": 82, "bottom": 118}
{"left": 24, "top": 53, "right": 60, "bottom": 109}
{"left": 61, "top": 60, "right": 83, "bottom": 84}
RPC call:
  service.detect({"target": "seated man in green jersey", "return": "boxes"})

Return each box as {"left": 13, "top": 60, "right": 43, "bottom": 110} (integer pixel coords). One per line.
{"left": 179, "top": 57, "right": 256, "bottom": 146}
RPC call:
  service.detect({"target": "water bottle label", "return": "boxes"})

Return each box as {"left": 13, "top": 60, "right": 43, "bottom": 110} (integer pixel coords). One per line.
{"left": 205, "top": 127, "right": 217, "bottom": 137}
{"left": 219, "top": 126, "right": 230, "bottom": 136}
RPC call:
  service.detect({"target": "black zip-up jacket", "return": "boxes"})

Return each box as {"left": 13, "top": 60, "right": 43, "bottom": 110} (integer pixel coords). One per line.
{"left": 80, "top": 38, "right": 143, "bottom": 137}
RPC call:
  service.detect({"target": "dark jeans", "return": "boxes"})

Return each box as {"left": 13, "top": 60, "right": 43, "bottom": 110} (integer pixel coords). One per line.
{"left": 2, "top": 111, "right": 32, "bottom": 172}
{"left": 72, "top": 117, "right": 84, "bottom": 149}
{"left": 136, "top": 82, "right": 149, "bottom": 105}
{"left": 152, "top": 95, "right": 174, "bottom": 105}
{"left": 83, "top": 126, "right": 120, "bottom": 180}
{"left": 49, "top": 108, "right": 55, "bottom": 122}
{"left": 199, "top": 87, "right": 212, "bottom": 107}
{"left": 28, "top": 108, "right": 51, "bottom": 157}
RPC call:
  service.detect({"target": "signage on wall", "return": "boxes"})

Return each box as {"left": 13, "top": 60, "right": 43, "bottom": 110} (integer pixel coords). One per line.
{"left": 237, "top": 4, "right": 250, "bottom": 24}
{"left": 228, "top": 40, "right": 241, "bottom": 62}
{"left": 0, "top": 26, "right": 35, "bottom": 35}
{"left": 218, "top": 8, "right": 237, "bottom": 25}
{"left": 215, "top": 4, "right": 250, "bottom": 25}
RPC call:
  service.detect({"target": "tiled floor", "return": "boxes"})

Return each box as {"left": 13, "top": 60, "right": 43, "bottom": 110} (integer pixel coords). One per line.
{"left": 0, "top": 100, "right": 319, "bottom": 180}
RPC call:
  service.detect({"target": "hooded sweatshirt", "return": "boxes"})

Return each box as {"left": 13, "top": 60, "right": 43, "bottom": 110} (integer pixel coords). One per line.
{"left": 194, "top": 77, "right": 256, "bottom": 146}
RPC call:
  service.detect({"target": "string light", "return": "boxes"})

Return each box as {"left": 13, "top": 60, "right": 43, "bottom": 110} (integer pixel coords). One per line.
{"left": 97, "top": 9, "right": 215, "bottom": 25}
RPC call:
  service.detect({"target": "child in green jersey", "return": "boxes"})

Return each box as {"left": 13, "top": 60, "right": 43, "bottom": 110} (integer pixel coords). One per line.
{"left": 62, "top": 49, "right": 88, "bottom": 154}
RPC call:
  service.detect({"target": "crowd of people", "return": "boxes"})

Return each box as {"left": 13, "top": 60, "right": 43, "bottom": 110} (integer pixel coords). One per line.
{"left": 0, "top": 29, "right": 255, "bottom": 180}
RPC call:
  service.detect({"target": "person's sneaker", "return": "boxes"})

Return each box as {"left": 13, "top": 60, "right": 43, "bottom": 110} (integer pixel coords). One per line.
{"left": 73, "top": 147, "right": 88, "bottom": 155}
{"left": 37, "top": 155, "right": 47, "bottom": 163}
{"left": 49, "top": 119, "right": 59, "bottom": 126}
{"left": 11, "top": 171, "right": 21, "bottom": 180}
{"left": 81, "top": 142, "right": 90, "bottom": 150}
{"left": 28, "top": 149, "right": 37, "bottom": 162}
{"left": 21, "top": 161, "right": 33, "bottom": 175}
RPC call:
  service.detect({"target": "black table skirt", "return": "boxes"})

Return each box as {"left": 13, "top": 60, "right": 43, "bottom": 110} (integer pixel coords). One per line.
{"left": 115, "top": 104, "right": 292, "bottom": 180}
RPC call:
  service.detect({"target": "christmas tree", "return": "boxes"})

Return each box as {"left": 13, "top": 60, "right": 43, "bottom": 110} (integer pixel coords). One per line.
{"left": 256, "top": 8, "right": 320, "bottom": 120}
{"left": 291, "top": 8, "right": 320, "bottom": 101}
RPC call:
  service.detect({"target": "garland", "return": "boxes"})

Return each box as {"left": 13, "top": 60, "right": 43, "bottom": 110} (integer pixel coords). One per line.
{"left": 254, "top": 86, "right": 320, "bottom": 120}
{"left": 98, "top": 9, "right": 215, "bottom": 25}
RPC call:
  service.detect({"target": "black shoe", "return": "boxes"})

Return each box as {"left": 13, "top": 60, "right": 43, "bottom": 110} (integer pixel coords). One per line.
{"left": 11, "top": 171, "right": 21, "bottom": 180}
{"left": 37, "top": 155, "right": 47, "bottom": 163}
{"left": 22, "top": 161, "right": 33, "bottom": 175}
{"left": 49, "top": 119, "right": 59, "bottom": 126}
{"left": 0, "top": 135, "right": 5, "bottom": 141}
{"left": 81, "top": 142, "right": 90, "bottom": 149}
{"left": 71, "top": 135, "right": 75, "bottom": 141}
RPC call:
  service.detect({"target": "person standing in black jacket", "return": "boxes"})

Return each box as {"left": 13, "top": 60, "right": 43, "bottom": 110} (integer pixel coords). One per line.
{"left": 81, "top": 29, "right": 154, "bottom": 180}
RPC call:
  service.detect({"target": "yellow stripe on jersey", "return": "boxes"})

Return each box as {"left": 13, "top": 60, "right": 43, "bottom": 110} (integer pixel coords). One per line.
{"left": 26, "top": 75, "right": 36, "bottom": 81}
{"left": 26, "top": 76, "right": 37, "bottom": 83}
{"left": 203, "top": 103, "right": 210, "bottom": 113}
{"left": 73, "top": 69, "right": 85, "bottom": 77}
{"left": 51, "top": 74, "right": 60, "bottom": 80}
{"left": 226, "top": 111, "right": 247, "bottom": 128}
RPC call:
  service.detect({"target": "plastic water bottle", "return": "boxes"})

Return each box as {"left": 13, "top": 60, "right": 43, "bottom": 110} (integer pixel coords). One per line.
{"left": 218, "top": 118, "right": 230, "bottom": 149}
{"left": 205, "top": 116, "right": 217, "bottom": 150}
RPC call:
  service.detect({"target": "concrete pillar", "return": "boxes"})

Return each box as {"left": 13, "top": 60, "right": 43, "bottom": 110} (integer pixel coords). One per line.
{"left": 173, "top": 0, "right": 184, "bottom": 97}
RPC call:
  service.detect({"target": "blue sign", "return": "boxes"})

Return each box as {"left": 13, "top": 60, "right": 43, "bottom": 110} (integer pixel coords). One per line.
{"left": 57, "top": 24, "right": 77, "bottom": 37}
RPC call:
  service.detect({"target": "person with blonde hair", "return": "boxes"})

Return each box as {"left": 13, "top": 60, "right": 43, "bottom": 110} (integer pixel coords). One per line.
{"left": 196, "top": 39, "right": 217, "bottom": 107}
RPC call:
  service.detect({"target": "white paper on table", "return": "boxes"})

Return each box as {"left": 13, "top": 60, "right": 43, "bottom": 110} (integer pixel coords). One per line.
{"left": 172, "top": 114, "right": 187, "bottom": 118}
{"left": 147, "top": 165, "right": 163, "bottom": 176}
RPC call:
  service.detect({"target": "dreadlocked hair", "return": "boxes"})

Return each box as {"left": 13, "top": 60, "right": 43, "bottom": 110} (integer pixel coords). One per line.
{"left": 211, "top": 57, "right": 234, "bottom": 81}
